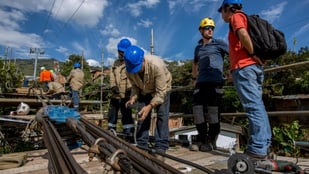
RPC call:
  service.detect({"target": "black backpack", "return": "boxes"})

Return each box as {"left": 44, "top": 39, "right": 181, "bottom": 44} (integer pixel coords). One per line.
{"left": 231, "top": 12, "right": 287, "bottom": 60}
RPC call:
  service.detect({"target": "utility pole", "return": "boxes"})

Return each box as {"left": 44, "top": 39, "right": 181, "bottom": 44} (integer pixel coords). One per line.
{"left": 100, "top": 48, "right": 104, "bottom": 115}
{"left": 150, "top": 28, "right": 154, "bottom": 55}
{"left": 81, "top": 50, "right": 84, "bottom": 70}
{"left": 30, "top": 48, "right": 45, "bottom": 87}
{"left": 3, "top": 47, "right": 8, "bottom": 69}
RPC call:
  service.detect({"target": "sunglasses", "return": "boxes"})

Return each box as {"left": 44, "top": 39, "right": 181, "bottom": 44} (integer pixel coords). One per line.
{"left": 203, "top": 26, "right": 215, "bottom": 31}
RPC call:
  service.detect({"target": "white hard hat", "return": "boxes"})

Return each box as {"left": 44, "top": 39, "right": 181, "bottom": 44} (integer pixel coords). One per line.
{"left": 40, "top": 66, "right": 45, "bottom": 70}
{"left": 16, "top": 102, "right": 30, "bottom": 115}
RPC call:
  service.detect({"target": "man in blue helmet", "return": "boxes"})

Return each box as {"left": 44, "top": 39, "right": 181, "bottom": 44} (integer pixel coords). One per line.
{"left": 124, "top": 45, "right": 172, "bottom": 161}
{"left": 191, "top": 17, "right": 228, "bottom": 152}
{"left": 107, "top": 38, "right": 135, "bottom": 138}
{"left": 67, "top": 62, "right": 84, "bottom": 111}
{"left": 218, "top": 0, "right": 272, "bottom": 160}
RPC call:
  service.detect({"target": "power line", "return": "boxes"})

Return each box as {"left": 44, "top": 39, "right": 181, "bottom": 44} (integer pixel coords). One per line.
{"left": 55, "top": 0, "right": 86, "bottom": 38}
{"left": 40, "top": 0, "right": 56, "bottom": 37}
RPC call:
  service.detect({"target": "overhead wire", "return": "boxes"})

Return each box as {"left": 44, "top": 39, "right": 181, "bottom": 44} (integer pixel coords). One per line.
{"left": 40, "top": 0, "right": 56, "bottom": 38}
{"left": 54, "top": 0, "right": 86, "bottom": 39}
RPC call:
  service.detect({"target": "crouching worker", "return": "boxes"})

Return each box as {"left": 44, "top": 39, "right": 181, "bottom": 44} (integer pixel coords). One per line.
{"left": 124, "top": 45, "right": 172, "bottom": 160}
{"left": 47, "top": 81, "right": 65, "bottom": 99}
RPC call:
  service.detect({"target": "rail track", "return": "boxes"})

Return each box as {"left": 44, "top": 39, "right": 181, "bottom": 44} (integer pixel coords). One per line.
{"left": 32, "top": 89, "right": 212, "bottom": 173}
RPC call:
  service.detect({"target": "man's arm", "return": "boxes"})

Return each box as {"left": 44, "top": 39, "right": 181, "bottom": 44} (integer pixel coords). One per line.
{"left": 237, "top": 28, "right": 254, "bottom": 55}
{"left": 237, "top": 28, "right": 263, "bottom": 64}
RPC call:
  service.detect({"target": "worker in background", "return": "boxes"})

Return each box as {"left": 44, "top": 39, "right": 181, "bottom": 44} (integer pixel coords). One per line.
{"left": 67, "top": 63, "right": 84, "bottom": 111}
{"left": 47, "top": 81, "right": 65, "bottom": 99}
{"left": 124, "top": 45, "right": 172, "bottom": 161}
{"left": 191, "top": 17, "right": 228, "bottom": 152}
{"left": 107, "top": 38, "right": 135, "bottom": 137}
{"left": 50, "top": 69, "right": 57, "bottom": 82}
{"left": 39, "top": 66, "right": 53, "bottom": 92}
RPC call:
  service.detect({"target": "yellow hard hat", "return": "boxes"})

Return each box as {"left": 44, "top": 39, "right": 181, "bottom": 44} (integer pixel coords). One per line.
{"left": 199, "top": 17, "right": 215, "bottom": 29}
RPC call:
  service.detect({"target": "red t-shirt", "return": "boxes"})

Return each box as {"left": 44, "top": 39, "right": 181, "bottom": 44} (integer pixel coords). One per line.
{"left": 228, "top": 12, "right": 258, "bottom": 70}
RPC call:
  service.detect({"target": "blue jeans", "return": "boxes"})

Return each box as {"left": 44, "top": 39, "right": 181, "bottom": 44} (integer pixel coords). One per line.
{"left": 72, "top": 90, "right": 79, "bottom": 111}
{"left": 232, "top": 64, "right": 271, "bottom": 156}
{"left": 136, "top": 92, "right": 170, "bottom": 152}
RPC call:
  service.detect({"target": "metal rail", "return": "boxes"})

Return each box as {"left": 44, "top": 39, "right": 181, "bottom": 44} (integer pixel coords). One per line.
{"left": 80, "top": 117, "right": 184, "bottom": 174}
{"left": 36, "top": 110, "right": 87, "bottom": 174}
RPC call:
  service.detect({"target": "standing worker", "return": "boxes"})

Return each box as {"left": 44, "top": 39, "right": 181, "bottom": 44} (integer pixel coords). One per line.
{"left": 39, "top": 66, "right": 53, "bottom": 91}
{"left": 107, "top": 38, "right": 135, "bottom": 137}
{"left": 191, "top": 17, "right": 228, "bottom": 152}
{"left": 124, "top": 45, "right": 172, "bottom": 159}
{"left": 218, "top": 0, "right": 271, "bottom": 159}
{"left": 67, "top": 63, "right": 84, "bottom": 111}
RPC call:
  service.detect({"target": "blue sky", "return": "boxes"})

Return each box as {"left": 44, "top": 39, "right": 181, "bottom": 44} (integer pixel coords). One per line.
{"left": 0, "top": 0, "right": 308, "bottom": 67}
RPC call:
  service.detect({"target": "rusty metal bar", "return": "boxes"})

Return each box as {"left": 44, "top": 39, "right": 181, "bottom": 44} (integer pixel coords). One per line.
{"left": 66, "top": 117, "right": 135, "bottom": 173}
{"left": 80, "top": 117, "right": 183, "bottom": 174}
{"left": 36, "top": 110, "right": 86, "bottom": 174}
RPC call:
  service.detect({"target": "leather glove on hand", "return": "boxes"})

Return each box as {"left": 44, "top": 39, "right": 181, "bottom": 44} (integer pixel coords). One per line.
{"left": 111, "top": 86, "right": 120, "bottom": 94}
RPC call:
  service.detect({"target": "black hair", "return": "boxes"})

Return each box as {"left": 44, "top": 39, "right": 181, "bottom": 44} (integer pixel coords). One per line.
{"left": 223, "top": 4, "right": 242, "bottom": 13}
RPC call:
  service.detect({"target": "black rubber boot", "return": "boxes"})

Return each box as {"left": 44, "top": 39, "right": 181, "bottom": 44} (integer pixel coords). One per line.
{"left": 196, "top": 123, "right": 208, "bottom": 144}
{"left": 208, "top": 123, "right": 220, "bottom": 150}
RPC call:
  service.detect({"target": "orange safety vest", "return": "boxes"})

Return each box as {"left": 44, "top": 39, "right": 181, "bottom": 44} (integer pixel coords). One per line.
{"left": 40, "top": 70, "right": 53, "bottom": 82}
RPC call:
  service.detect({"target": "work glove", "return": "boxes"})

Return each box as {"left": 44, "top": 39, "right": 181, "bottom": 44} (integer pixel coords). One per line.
{"left": 111, "top": 86, "right": 120, "bottom": 94}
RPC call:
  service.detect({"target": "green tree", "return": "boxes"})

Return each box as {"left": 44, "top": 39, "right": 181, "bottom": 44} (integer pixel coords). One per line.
{"left": 0, "top": 59, "right": 24, "bottom": 93}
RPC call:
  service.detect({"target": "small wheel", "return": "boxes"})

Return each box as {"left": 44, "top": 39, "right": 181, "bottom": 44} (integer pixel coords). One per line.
{"left": 227, "top": 153, "right": 255, "bottom": 174}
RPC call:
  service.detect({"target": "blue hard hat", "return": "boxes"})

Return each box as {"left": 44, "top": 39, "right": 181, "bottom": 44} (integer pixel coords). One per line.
{"left": 217, "top": 0, "right": 242, "bottom": 12}
{"left": 73, "top": 62, "right": 81, "bottom": 68}
{"left": 124, "top": 45, "right": 144, "bottom": 73}
{"left": 117, "top": 38, "right": 132, "bottom": 52}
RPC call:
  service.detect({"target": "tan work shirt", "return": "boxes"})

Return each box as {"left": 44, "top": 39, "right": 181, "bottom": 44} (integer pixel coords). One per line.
{"left": 47, "top": 81, "right": 65, "bottom": 94}
{"left": 67, "top": 68, "right": 84, "bottom": 91}
{"left": 127, "top": 55, "right": 172, "bottom": 106}
{"left": 110, "top": 59, "right": 132, "bottom": 99}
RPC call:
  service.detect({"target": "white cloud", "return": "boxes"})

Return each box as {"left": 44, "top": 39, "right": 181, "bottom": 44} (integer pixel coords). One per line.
{"left": 0, "top": 8, "right": 25, "bottom": 30}
{"left": 0, "top": 7, "right": 43, "bottom": 49}
{"left": 100, "top": 24, "right": 120, "bottom": 37}
{"left": 56, "top": 46, "right": 68, "bottom": 54}
{"left": 87, "top": 59, "right": 101, "bottom": 67}
{"left": 292, "top": 23, "right": 309, "bottom": 40}
{"left": 0, "top": 0, "right": 108, "bottom": 60}
{"left": 137, "top": 19, "right": 153, "bottom": 28}
{"left": 167, "top": 0, "right": 217, "bottom": 15}
{"left": 0, "top": 0, "right": 109, "bottom": 27}
{"left": 260, "top": 2, "right": 287, "bottom": 23}
{"left": 0, "top": 27, "right": 42, "bottom": 48}
{"left": 126, "top": 0, "right": 160, "bottom": 17}
{"left": 52, "top": 0, "right": 109, "bottom": 27}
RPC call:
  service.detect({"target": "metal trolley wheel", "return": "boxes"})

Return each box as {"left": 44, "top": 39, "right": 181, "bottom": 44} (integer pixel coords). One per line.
{"left": 227, "top": 153, "right": 255, "bottom": 174}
